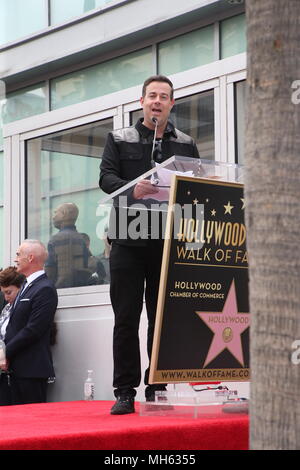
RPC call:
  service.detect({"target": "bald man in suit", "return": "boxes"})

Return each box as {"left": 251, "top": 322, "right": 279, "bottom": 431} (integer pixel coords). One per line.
{"left": 0, "top": 240, "right": 58, "bottom": 405}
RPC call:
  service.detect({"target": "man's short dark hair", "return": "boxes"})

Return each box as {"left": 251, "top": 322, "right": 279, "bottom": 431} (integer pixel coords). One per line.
{"left": 142, "top": 75, "right": 174, "bottom": 100}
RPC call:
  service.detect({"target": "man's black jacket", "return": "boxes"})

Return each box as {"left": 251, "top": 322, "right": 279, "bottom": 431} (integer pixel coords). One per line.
{"left": 99, "top": 118, "right": 199, "bottom": 245}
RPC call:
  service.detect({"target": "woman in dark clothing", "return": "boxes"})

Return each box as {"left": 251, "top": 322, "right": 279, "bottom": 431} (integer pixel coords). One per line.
{"left": 0, "top": 267, "right": 25, "bottom": 405}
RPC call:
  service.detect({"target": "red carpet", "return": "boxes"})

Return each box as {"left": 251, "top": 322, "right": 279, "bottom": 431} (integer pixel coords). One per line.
{"left": 0, "top": 400, "right": 248, "bottom": 450}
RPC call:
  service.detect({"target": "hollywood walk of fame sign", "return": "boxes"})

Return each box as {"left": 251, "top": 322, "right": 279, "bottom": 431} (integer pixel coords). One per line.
{"left": 149, "top": 175, "right": 250, "bottom": 384}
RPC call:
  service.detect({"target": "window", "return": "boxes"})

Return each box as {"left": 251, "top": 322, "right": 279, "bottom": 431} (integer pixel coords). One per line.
{"left": 26, "top": 119, "right": 113, "bottom": 289}
{"left": 0, "top": 0, "right": 47, "bottom": 46}
{"left": 51, "top": 48, "right": 153, "bottom": 109}
{"left": 1, "top": 84, "right": 47, "bottom": 128}
{"left": 235, "top": 80, "right": 246, "bottom": 164}
{"left": 50, "top": 0, "right": 116, "bottom": 25}
{"left": 131, "top": 90, "right": 215, "bottom": 160}
{"left": 0, "top": 0, "right": 127, "bottom": 45}
{"left": 171, "top": 91, "right": 214, "bottom": 160}
{"left": 221, "top": 14, "right": 246, "bottom": 59}
{"left": 158, "top": 25, "right": 215, "bottom": 75}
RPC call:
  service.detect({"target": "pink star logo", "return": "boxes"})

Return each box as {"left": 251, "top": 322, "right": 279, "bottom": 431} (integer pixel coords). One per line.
{"left": 196, "top": 280, "right": 249, "bottom": 367}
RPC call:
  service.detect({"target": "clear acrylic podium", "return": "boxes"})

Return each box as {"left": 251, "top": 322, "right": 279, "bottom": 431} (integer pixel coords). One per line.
{"left": 98, "top": 155, "right": 244, "bottom": 212}
{"left": 97, "top": 156, "right": 248, "bottom": 418}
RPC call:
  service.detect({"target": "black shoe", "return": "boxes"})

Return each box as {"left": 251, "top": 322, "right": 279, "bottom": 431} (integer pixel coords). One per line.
{"left": 146, "top": 393, "right": 155, "bottom": 402}
{"left": 145, "top": 390, "right": 173, "bottom": 410}
{"left": 110, "top": 396, "right": 135, "bottom": 415}
{"left": 145, "top": 385, "right": 166, "bottom": 402}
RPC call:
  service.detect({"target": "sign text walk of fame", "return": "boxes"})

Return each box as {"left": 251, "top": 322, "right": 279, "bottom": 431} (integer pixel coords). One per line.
{"left": 149, "top": 175, "right": 250, "bottom": 384}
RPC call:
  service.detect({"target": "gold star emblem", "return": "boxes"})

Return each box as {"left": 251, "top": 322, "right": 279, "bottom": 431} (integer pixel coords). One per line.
{"left": 224, "top": 201, "right": 234, "bottom": 214}
{"left": 193, "top": 198, "right": 199, "bottom": 205}
{"left": 211, "top": 209, "right": 216, "bottom": 217}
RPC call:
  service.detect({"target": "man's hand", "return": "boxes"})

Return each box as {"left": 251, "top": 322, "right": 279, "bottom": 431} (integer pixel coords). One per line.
{"left": 0, "top": 360, "right": 9, "bottom": 371}
{"left": 133, "top": 179, "right": 159, "bottom": 199}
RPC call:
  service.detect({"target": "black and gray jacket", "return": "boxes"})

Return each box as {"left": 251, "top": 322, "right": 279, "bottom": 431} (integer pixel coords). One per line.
{"left": 99, "top": 118, "right": 199, "bottom": 245}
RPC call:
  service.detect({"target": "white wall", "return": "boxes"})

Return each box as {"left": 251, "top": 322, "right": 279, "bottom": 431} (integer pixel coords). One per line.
{"left": 48, "top": 292, "right": 150, "bottom": 403}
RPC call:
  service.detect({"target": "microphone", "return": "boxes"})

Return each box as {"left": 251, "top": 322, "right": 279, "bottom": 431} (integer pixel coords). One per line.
{"left": 152, "top": 116, "right": 158, "bottom": 127}
{"left": 150, "top": 117, "right": 159, "bottom": 185}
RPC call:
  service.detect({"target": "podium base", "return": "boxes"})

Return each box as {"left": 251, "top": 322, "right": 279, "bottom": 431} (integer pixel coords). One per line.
{"left": 139, "top": 386, "right": 248, "bottom": 418}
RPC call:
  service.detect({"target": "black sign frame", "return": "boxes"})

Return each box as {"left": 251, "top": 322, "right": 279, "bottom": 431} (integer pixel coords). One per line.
{"left": 149, "top": 175, "right": 250, "bottom": 384}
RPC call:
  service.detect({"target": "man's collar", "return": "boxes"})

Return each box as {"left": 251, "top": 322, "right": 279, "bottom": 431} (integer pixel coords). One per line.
{"left": 26, "top": 270, "right": 45, "bottom": 286}
{"left": 135, "top": 118, "right": 177, "bottom": 138}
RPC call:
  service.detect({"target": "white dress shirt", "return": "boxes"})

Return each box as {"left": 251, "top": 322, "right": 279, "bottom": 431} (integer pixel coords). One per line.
{"left": 22, "top": 270, "right": 45, "bottom": 295}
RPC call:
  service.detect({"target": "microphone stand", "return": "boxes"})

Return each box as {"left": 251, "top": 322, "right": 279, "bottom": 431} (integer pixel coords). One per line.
{"left": 150, "top": 117, "right": 159, "bottom": 186}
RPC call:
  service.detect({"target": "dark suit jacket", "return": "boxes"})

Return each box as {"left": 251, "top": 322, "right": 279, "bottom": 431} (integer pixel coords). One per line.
{"left": 5, "top": 273, "right": 58, "bottom": 379}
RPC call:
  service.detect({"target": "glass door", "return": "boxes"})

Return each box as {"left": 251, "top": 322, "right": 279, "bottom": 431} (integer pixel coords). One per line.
{"left": 26, "top": 118, "right": 113, "bottom": 289}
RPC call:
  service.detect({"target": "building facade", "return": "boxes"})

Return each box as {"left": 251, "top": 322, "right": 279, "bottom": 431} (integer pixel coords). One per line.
{"left": 0, "top": 0, "right": 247, "bottom": 401}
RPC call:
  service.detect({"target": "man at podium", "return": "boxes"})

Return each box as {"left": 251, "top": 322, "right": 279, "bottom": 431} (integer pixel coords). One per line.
{"left": 99, "top": 75, "right": 199, "bottom": 414}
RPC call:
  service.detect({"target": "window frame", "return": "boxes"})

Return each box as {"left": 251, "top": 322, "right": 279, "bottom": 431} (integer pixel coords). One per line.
{"left": 2, "top": 54, "right": 246, "bottom": 303}
{"left": 0, "top": 0, "right": 131, "bottom": 49}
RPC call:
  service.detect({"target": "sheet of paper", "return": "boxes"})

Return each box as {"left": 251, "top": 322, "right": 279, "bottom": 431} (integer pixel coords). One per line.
{"left": 143, "top": 166, "right": 194, "bottom": 201}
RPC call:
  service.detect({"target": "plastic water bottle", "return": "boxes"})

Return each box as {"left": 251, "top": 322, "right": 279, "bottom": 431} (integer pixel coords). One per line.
{"left": 84, "top": 370, "right": 95, "bottom": 401}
